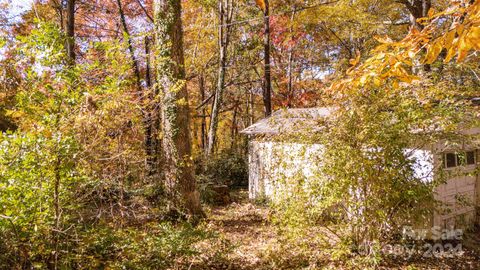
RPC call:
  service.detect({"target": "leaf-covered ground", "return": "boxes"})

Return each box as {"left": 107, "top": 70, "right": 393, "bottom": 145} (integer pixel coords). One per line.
{"left": 187, "top": 190, "right": 480, "bottom": 270}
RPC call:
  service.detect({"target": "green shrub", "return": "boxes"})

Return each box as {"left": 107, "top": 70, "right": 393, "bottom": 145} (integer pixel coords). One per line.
{"left": 199, "top": 149, "right": 248, "bottom": 187}
{"left": 0, "top": 132, "right": 85, "bottom": 269}
{"left": 74, "top": 223, "right": 216, "bottom": 270}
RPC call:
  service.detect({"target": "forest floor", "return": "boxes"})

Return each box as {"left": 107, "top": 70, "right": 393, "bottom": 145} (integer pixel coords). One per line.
{"left": 189, "top": 189, "right": 480, "bottom": 270}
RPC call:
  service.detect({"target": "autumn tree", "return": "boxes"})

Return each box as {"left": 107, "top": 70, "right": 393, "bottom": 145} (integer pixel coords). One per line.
{"left": 153, "top": 0, "right": 204, "bottom": 218}
{"left": 206, "top": 0, "right": 236, "bottom": 156}
{"left": 113, "top": 0, "right": 161, "bottom": 176}
{"left": 65, "top": 0, "right": 75, "bottom": 64}
{"left": 255, "top": 0, "right": 272, "bottom": 116}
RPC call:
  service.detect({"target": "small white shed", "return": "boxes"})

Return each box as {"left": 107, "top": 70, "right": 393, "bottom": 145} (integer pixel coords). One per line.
{"left": 241, "top": 108, "right": 480, "bottom": 229}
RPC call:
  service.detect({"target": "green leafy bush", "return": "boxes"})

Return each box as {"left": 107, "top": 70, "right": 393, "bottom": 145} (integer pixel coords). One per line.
{"left": 200, "top": 149, "right": 248, "bottom": 187}
{"left": 73, "top": 223, "right": 216, "bottom": 270}
{"left": 0, "top": 131, "right": 86, "bottom": 269}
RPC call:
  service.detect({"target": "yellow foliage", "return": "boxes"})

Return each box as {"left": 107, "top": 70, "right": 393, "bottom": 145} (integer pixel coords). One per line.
{"left": 456, "top": 36, "right": 471, "bottom": 62}
{"left": 425, "top": 40, "right": 442, "bottom": 64}
{"left": 5, "top": 109, "right": 25, "bottom": 119}
{"left": 466, "top": 27, "right": 480, "bottom": 50}
{"left": 330, "top": 0, "right": 480, "bottom": 94}
{"left": 349, "top": 52, "right": 361, "bottom": 66}
{"left": 443, "top": 30, "right": 456, "bottom": 49}
{"left": 255, "top": 0, "right": 266, "bottom": 12}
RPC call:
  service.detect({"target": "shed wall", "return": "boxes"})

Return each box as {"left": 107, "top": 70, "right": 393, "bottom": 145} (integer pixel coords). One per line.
{"left": 248, "top": 141, "right": 324, "bottom": 200}
{"left": 249, "top": 140, "right": 479, "bottom": 229}
{"left": 431, "top": 141, "right": 480, "bottom": 228}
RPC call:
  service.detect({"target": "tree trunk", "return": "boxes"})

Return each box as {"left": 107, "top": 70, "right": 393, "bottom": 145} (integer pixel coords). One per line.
{"left": 408, "top": 0, "right": 431, "bottom": 30}
{"left": 286, "top": 8, "right": 296, "bottom": 108}
{"left": 230, "top": 103, "right": 237, "bottom": 149}
{"left": 399, "top": 0, "right": 431, "bottom": 72}
{"left": 249, "top": 89, "right": 254, "bottom": 126}
{"left": 116, "top": 0, "right": 142, "bottom": 91}
{"left": 286, "top": 50, "right": 294, "bottom": 107}
{"left": 206, "top": 0, "right": 234, "bottom": 156}
{"left": 199, "top": 75, "right": 207, "bottom": 151}
{"left": 145, "top": 37, "right": 161, "bottom": 176}
{"left": 66, "top": 0, "right": 75, "bottom": 65}
{"left": 50, "top": 0, "right": 64, "bottom": 34}
{"left": 262, "top": 0, "right": 272, "bottom": 117}
{"left": 154, "top": 0, "right": 204, "bottom": 218}
{"left": 117, "top": 0, "right": 161, "bottom": 176}
{"left": 145, "top": 37, "right": 153, "bottom": 89}
{"left": 52, "top": 156, "right": 61, "bottom": 270}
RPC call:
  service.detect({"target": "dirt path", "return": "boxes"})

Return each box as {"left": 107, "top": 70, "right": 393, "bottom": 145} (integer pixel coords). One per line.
{"left": 196, "top": 190, "right": 480, "bottom": 270}
{"left": 205, "top": 191, "right": 277, "bottom": 269}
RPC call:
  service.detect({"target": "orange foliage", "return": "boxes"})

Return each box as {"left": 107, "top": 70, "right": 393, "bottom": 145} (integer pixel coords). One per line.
{"left": 330, "top": 0, "right": 480, "bottom": 93}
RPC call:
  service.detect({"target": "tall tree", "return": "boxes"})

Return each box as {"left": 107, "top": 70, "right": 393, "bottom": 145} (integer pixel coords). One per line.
{"left": 153, "top": 0, "right": 204, "bottom": 218}
{"left": 207, "top": 0, "right": 235, "bottom": 156}
{"left": 116, "top": 0, "right": 159, "bottom": 176}
{"left": 54, "top": 1, "right": 76, "bottom": 267}
{"left": 66, "top": 0, "right": 75, "bottom": 64}
{"left": 286, "top": 6, "right": 297, "bottom": 108}
{"left": 144, "top": 37, "right": 161, "bottom": 176}
{"left": 255, "top": 0, "right": 272, "bottom": 116}
{"left": 199, "top": 74, "right": 207, "bottom": 151}
{"left": 116, "top": 0, "right": 142, "bottom": 91}
{"left": 262, "top": 0, "right": 272, "bottom": 116}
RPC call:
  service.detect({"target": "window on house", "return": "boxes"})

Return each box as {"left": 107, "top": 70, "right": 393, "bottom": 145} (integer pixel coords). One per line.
{"left": 466, "top": 151, "right": 476, "bottom": 165}
{"left": 445, "top": 153, "right": 457, "bottom": 168}
{"left": 443, "top": 150, "right": 477, "bottom": 168}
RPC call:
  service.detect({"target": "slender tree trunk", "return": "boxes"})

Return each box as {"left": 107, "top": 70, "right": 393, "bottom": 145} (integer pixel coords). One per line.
{"left": 117, "top": 0, "right": 161, "bottom": 176}
{"left": 66, "top": 0, "right": 75, "bottom": 65}
{"left": 262, "top": 0, "right": 272, "bottom": 117}
{"left": 145, "top": 37, "right": 161, "bottom": 176}
{"left": 52, "top": 156, "right": 61, "bottom": 270}
{"left": 286, "top": 51, "right": 294, "bottom": 106}
{"left": 116, "top": 0, "right": 142, "bottom": 90}
{"left": 51, "top": 1, "right": 75, "bottom": 267}
{"left": 154, "top": 0, "right": 204, "bottom": 218}
{"left": 230, "top": 103, "right": 237, "bottom": 149}
{"left": 249, "top": 89, "right": 254, "bottom": 126}
{"left": 145, "top": 38, "right": 153, "bottom": 89}
{"left": 199, "top": 75, "right": 207, "bottom": 151}
{"left": 242, "top": 88, "right": 252, "bottom": 156}
{"left": 245, "top": 87, "right": 250, "bottom": 126}
{"left": 50, "top": 0, "right": 64, "bottom": 34}
{"left": 286, "top": 8, "right": 296, "bottom": 108}
{"left": 207, "top": 0, "right": 234, "bottom": 156}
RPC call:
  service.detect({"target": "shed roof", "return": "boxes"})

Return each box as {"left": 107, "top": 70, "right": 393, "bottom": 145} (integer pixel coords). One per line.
{"left": 241, "top": 107, "right": 334, "bottom": 135}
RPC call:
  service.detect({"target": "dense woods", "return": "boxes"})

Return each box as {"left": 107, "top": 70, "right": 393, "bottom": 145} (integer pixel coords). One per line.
{"left": 0, "top": 0, "right": 479, "bottom": 269}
